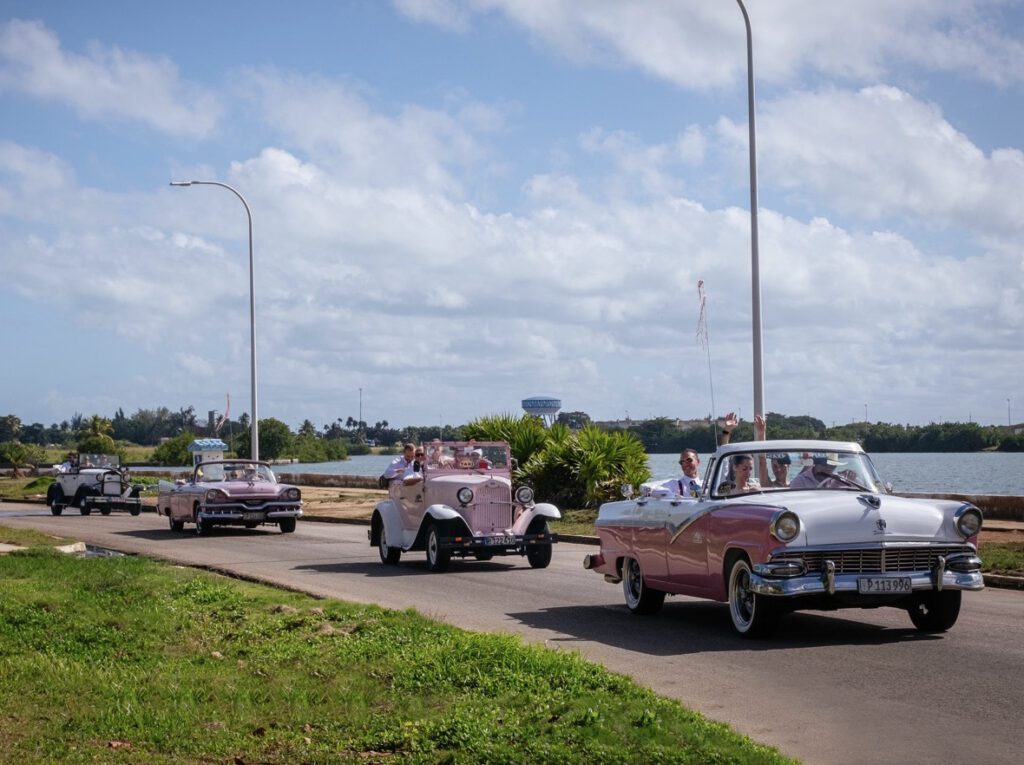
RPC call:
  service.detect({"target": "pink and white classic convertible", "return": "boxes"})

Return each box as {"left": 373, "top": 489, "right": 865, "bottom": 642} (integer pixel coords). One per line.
{"left": 584, "top": 440, "right": 984, "bottom": 637}
{"left": 158, "top": 460, "right": 302, "bottom": 535}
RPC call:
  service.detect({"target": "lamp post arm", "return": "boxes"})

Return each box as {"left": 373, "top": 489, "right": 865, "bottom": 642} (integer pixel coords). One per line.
{"left": 169, "top": 180, "right": 259, "bottom": 460}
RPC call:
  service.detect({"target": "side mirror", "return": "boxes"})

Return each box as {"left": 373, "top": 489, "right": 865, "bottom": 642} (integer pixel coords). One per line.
{"left": 620, "top": 483, "right": 634, "bottom": 499}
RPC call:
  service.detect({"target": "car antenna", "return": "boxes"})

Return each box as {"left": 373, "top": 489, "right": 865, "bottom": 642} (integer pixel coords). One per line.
{"left": 696, "top": 280, "right": 722, "bottom": 446}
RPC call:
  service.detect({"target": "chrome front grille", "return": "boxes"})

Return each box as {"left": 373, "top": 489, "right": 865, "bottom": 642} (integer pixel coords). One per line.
{"left": 770, "top": 544, "right": 974, "bottom": 574}
{"left": 464, "top": 483, "right": 514, "bottom": 533}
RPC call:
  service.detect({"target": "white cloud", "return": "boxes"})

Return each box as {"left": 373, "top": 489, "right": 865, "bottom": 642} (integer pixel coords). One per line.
{"left": 717, "top": 85, "right": 1024, "bottom": 237}
{"left": 239, "top": 68, "right": 504, "bottom": 196}
{"left": 395, "top": 0, "right": 1024, "bottom": 88}
{"left": 0, "top": 18, "right": 221, "bottom": 137}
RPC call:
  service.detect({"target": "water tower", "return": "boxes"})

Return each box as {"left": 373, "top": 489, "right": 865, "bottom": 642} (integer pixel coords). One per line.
{"left": 522, "top": 396, "right": 561, "bottom": 427}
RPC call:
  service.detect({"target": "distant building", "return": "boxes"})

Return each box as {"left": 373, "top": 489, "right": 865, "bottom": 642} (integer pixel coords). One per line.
{"left": 522, "top": 396, "right": 561, "bottom": 427}
{"left": 187, "top": 438, "right": 228, "bottom": 467}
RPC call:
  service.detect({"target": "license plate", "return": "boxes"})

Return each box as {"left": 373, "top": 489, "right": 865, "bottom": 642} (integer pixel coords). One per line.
{"left": 485, "top": 535, "right": 515, "bottom": 546}
{"left": 243, "top": 512, "right": 264, "bottom": 522}
{"left": 858, "top": 577, "right": 912, "bottom": 594}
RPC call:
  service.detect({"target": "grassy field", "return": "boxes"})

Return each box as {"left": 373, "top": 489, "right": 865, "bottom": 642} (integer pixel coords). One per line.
{"left": 979, "top": 542, "right": 1024, "bottom": 576}
{"left": 0, "top": 547, "right": 793, "bottom": 765}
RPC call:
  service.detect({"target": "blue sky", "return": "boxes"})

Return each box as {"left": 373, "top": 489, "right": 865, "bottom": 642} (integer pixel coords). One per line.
{"left": 2, "top": 0, "right": 1022, "bottom": 432}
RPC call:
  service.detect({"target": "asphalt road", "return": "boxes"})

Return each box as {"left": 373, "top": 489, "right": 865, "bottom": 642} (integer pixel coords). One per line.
{"left": 2, "top": 504, "right": 1022, "bottom": 765}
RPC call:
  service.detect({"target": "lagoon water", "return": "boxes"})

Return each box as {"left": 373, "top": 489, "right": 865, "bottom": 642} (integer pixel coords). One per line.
{"left": 273, "top": 451, "right": 1024, "bottom": 496}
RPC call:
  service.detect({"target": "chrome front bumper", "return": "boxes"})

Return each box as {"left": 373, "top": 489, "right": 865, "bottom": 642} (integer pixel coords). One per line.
{"left": 750, "top": 556, "right": 985, "bottom": 597}
{"left": 198, "top": 503, "right": 302, "bottom": 522}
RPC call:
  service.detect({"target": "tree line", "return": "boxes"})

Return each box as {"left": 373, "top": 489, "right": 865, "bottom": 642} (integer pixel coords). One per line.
{"left": 1, "top": 407, "right": 1022, "bottom": 472}
{"left": 617, "top": 413, "right": 1023, "bottom": 453}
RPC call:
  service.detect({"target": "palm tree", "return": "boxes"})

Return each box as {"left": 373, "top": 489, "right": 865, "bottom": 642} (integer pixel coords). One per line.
{"left": 83, "top": 415, "right": 113, "bottom": 438}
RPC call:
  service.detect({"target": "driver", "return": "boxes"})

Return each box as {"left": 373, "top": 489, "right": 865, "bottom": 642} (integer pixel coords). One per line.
{"left": 789, "top": 453, "right": 853, "bottom": 489}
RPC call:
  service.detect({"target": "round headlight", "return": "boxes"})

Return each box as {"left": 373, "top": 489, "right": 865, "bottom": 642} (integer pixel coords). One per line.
{"left": 205, "top": 489, "right": 224, "bottom": 502}
{"left": 955, "top": 506, "right": 982, "bottom": 538}
{"left": 770, "top": 510, "right": 801, "bottom": 543}
{"left": 283, "top": 487, "right": 300, "bottom": 501}
{"left": 515, "top": 486, "right": 534, "bottom": 504}
{"left": 456, "top": 487, "right": 474, "bottom": 505}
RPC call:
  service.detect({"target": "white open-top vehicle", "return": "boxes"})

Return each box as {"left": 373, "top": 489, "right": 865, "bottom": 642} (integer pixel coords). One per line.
{"left": 585, "top": 439, "right": 984, "bottom": 637}
{"left": 369, "top": 441, "right": 560, "bottom": 572}
{"left": 47, "top": 454, "right": 143, "bottom": 516}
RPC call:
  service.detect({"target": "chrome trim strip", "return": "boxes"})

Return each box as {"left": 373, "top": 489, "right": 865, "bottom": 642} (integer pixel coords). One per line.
{"left": 201, "top": 501, "right": 302, "bottom": 512}
{"left": 199, "top": 508, "right": 303, "bottom": 520}
{"left": 668, "top": 507, "right": 714, "bottom": 544}
{"left": 768, "top": 541, "right": 977, "bottom": 556}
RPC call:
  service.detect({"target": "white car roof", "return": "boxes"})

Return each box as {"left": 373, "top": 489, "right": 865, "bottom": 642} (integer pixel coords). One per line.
{"left": 712, "top": 439, "right": 865, "bottom": 457}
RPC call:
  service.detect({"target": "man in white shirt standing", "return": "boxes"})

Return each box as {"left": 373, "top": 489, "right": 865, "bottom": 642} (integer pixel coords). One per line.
{"left": 383, "top": 443, "right": 416, "bottom": 481}
{"left": 649, "top": 412, "right": 738, "bottom": 497}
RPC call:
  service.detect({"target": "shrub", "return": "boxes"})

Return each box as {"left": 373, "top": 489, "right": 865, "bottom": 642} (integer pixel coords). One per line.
{"left": 465, "top": 416, "right": 650, "bottom": 509}
{"left": 150, "top": 431, "right": 196, "bottom": 467}
{"left": 463, "top": 413, "right": 550, "bottom": 467}
{"left": 520, "top": 425, "right": 650, "bottom": 508}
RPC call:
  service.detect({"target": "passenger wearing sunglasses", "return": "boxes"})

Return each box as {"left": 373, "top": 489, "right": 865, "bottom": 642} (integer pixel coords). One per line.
{"left": 650, "top": 412, "right": 738, "bottom": 497}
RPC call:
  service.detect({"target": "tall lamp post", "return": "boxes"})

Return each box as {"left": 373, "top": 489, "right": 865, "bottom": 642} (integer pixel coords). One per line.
{"left": 170, "top": 180, "right": 259, "bottom": 461}
{"left": 735, "top": 0, "right": 765, "bottom": 439}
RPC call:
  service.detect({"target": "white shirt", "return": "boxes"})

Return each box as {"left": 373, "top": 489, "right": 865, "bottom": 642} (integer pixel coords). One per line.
{"left": 643, "top": 475, "right": 702, "bottom": 497}
{"left": 383, "top": 455, "right": 412, "bottom": 479}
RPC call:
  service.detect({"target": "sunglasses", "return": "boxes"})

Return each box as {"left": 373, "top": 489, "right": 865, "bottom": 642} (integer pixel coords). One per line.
{"left": 679, "top": 457, "right": 697, "bottom": 464}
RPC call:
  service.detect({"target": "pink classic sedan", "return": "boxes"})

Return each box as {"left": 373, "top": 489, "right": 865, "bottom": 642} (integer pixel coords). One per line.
{"left": 157, "top": 460, "right": 302, "bottom": 535}
{"left": 584, "top": 440, "right": 984, "bottom": 637}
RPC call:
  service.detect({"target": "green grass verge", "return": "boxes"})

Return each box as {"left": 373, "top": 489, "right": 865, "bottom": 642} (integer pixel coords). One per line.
{"left": 550, "top": 509, "right": 598, "bottom": 537}
{"left": 0, "top": 548, "right": 794, "bottom": 764}
{"left": 0, "top": 526, "right": 73, "bottom": 548}
{"left": 979, "top": 542, "right": 1024, "bottom": 575}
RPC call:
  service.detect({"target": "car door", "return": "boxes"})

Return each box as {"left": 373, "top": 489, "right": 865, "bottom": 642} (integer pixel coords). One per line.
{"left": 170, "top": 480, "right": 192, "bottom": 520}
{"left": 632, "top": 496, "right": 670, "bottom": 583}
{"left": 665, "top": 501, "right": 714, "bottom": 596}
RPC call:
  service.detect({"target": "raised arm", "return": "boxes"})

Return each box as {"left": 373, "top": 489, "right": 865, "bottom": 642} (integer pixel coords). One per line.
{"left": 718, "top": 411, "right": 738, "bottom": 445}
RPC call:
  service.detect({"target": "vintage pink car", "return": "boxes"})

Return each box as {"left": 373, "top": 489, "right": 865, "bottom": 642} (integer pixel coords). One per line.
{"left": 584, "top": 439, "right": 984, "bottom": 637}
{"left": 157, "top": 460, "right": 302, "bottom": 535}
{"left": 369, "top": 441, "right": 560, "bottom": 572}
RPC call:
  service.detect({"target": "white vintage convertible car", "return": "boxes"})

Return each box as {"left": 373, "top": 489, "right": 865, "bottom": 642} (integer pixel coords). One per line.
{"left": 47, "top": 454, "right": 142, "bottom": 516}
{"left": 584, "top": 440, "right": 984, "bottom": 637}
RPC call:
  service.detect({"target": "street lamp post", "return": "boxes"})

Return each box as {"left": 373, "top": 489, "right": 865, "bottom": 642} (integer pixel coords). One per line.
{"left": 735, "top": 0, "right": 765, "bottom": 439}
{"left": 169, "top": 180, "right": 259, "bottom": 461}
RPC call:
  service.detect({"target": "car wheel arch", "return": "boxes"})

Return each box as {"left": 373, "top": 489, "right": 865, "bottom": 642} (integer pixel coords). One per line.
{"left": 374, "top": 501, "right": 406, "bottom": 550}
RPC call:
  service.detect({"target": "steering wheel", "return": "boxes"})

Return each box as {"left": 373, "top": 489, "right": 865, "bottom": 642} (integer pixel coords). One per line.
{"left": 820, "top": 471, "right": 869, "bottom": 491}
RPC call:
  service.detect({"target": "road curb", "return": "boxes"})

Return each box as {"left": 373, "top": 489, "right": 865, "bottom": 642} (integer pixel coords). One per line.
{"left": 983, "top": 573, "right": 1024, "bottom": 590}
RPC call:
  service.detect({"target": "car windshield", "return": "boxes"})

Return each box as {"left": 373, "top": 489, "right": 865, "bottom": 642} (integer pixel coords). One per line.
{"left": 710, "top": 448, "right": 882, "bottom": 498}
{"left": 423, "top": 443, "right": 510, "bottom": 471}
{"left": 195, "top": 461, "right": 276, "bottom": 484}
{"left": 79, "top": 454, "right": 119, "bottom": 469}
